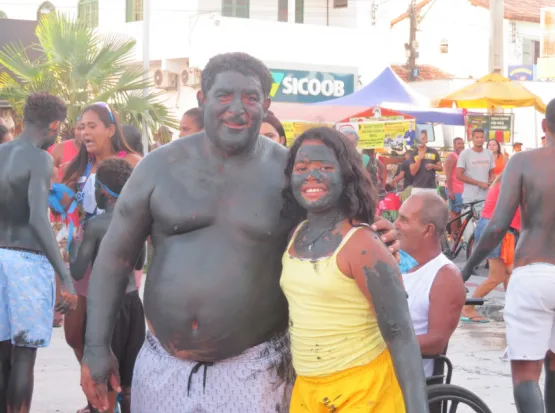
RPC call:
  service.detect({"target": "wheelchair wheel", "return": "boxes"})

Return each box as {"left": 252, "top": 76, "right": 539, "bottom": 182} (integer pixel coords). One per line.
{"left": 428, "top": 384, "right": 493, "bottom": 413}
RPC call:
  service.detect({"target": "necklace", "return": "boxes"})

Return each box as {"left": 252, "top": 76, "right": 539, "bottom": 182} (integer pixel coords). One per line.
{"left": 298, "top": 216, "right": 342, "bottom": 251}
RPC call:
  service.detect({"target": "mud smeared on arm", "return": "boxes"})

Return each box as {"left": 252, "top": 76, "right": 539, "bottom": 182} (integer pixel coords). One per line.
{"left": 69, "top": 219, "right": 101, "bottom": 281}
{"left": 348, "top": 229, "right": 429, "bottom": 413}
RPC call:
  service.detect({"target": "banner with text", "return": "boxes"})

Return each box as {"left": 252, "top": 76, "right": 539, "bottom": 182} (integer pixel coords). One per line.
{"left": 466, "top": 114, "right": 514, "bottom": 144}
{"left": 337, "top": 120, "right": 415, "bottom": 150}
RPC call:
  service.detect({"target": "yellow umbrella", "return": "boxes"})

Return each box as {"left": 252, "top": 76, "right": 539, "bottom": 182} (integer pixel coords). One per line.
{"left": 434, "top": 72, "right": 546, "bottom": 114}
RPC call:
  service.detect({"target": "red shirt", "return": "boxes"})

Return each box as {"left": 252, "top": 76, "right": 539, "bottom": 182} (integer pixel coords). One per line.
{"left": 481, "top": 182, "right": 521, "bottom": 231}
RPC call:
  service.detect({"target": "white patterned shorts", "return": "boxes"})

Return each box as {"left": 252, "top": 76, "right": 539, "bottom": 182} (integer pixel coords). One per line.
{"left": 131, "top": 331, "right": 294, "bottom": 413}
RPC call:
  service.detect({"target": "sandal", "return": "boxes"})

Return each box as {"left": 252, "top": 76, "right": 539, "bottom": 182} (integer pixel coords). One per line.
{"left": 76, "top": 406, "right": 90, "bottom": 413}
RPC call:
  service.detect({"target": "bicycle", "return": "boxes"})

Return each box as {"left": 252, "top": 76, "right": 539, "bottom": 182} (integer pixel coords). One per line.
{"left": 425, "top": 298, "right": 493, "bottom": 413}
{"left": 440, "top": 200, "right": 484, "bottom": 262}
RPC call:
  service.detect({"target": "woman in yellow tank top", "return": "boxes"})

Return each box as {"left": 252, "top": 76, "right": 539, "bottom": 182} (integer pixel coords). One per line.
{"left": 280, "top": 127, "right": 429, "bottom": 413}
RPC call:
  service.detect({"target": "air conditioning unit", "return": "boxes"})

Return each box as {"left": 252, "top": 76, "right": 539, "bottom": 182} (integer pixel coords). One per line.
{"left": 181, "top": 68, "right": 201, "bottom": 87}
{"left": 153, "top": 69, "right": 178, "bottom": 89}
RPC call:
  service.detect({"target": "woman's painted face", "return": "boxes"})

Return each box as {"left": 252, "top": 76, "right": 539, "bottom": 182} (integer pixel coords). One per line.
{"left": 81, "top": 110, "right": 115, "bottom": 155}
{"left": 487, "top": 140, "right": 499, "bottom": 153}
{"left": 291, "top": 139, "right": 343, "bottom": 212}
{"left": 260, "top": 122, "right": 284, "bottom": 145}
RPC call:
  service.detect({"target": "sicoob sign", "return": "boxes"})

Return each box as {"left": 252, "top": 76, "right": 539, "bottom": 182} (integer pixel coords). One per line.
{"left": 270, "top": 69, "right": 355, "bottom": 103}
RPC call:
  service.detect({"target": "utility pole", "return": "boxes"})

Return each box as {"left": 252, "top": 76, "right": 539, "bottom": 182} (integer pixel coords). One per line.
{"left": 407, "top": 0, "right": 419, "bottom": 81}
{"left": 489, "top": 0, "right": 504, "bottom": 74}
{"left": 142, "top": 0, "right": 151, "bottom": 154}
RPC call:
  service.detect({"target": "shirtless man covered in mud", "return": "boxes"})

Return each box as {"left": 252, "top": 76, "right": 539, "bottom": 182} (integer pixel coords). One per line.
{"left": 464, "top": 98, "right": 555, "bottom": 413}
{"left": 80, "top": 52, "right": 401, "bottom": 413}
{"left": 0, "top": 93, "right": 77, "bottom": 413}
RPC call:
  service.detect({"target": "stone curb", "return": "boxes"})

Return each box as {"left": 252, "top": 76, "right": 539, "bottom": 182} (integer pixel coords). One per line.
{"left": 478, "top": 298, "right": 505, "bottom": 322}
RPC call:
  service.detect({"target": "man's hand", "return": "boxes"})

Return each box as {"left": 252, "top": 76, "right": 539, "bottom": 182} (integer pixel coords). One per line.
{"left": 478, "top": 182, "right": 490, "bottom": 190}
{"left": 461, "top": 265, "right": 473, "bottom": 282}
{"left": 81, "top": 347, "right": 121, "bottom": 411}
{"left": 56, "top": 278, "right": 77, "bottom": 314}
{"left": 371, "top": 215, "right": 401, "bottom": 261}
{"left": 425, "top": 163, "right": 434, "bottom": 171}
{"left": 448, "top": 191, "right": 455, "bottom": 201}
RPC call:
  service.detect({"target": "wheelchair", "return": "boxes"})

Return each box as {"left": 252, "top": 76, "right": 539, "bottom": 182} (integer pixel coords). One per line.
{"left": 424, "top": 298, "right": 493, "bottom": 413}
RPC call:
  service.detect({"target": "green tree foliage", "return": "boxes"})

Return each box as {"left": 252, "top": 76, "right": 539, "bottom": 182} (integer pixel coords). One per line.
{"left": 0, "top": 12, "right": 177, "bottom": 140}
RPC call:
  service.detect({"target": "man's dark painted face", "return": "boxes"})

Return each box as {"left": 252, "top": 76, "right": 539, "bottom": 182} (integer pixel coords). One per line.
{"left": 202, "top": 71, "right": 267, "bottom": 154}
{"left": 94, "top": 179, "right": 108, "bottom": 210}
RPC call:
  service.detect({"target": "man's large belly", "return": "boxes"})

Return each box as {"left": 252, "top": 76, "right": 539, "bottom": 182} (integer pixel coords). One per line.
{"left": 143, "top": 234, "right": 288, "bottom": 362}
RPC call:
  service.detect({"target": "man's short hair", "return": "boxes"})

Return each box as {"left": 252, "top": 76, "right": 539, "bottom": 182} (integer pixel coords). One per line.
{"left": 453, "top": 137, "right": 464, "bottom": 144}
{"left": 122, "top": 124, "right": 144, "bottom": 156}
{"left": 413, "top": 192, "right": 449, "bottom": 236}
{"left": 183, "top": 107, "right": 204, "bottom": 129}
{"left": 420, "top": 130, "right": 428, "bottom": 136}
{"left": 472, "top": 128, "right": 485, "bottom": 137}
{"left": 23, "top": 93, "right": 67, "bottom": 128}
{"left": 201, "top": 52, "right": 272, "bottom": 98}
{"left": 96, "top": 158, "right": 133, "bottom": 197}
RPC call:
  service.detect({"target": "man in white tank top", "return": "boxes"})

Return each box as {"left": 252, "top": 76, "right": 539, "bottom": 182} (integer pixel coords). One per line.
{"left": 395, "top": 192, "right": 466, "bottom": 377}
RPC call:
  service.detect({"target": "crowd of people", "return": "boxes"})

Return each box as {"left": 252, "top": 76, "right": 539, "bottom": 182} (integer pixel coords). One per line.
{"left": 0, "top": 51, "right": 554, "bottom": 413}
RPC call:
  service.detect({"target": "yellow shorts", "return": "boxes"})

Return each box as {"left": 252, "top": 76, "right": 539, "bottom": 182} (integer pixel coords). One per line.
{"left": 290, "top": 348, "right": 405, "bottom": 412}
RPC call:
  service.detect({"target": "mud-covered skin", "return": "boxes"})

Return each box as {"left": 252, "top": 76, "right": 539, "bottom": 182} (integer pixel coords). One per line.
{"left": 364, "top": 260, "right": 429, "bottom": 413}
{"left": 463, "top": 147, "right": 555, "bottom": 275}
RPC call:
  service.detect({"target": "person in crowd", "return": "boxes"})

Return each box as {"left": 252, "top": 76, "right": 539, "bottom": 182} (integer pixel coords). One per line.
{"left": 444, "top": 138, "right": 465, "bottom": 236}
{"left": 361, "top": 148, "right": 387, "bottom": 190}
{"left": 281, "top": 127, "right": 428, "bottom": 412}
{"left": 0, "top": 124, "right": 13, "bottom": 144}
{"left": 149, "top": 125, "right": 173, "bottom": 151}
{"left": 78, "top": 52, "right": 401, "bottom": 413}
{"left": 512, "top": 142, "right": 523, "bottom": 153}
{"left": 462, "top": 172, "right": 520, "bottom": 323}
{"left": 178, "top": 107, "right": 204, "bottom": 138}
{"left": 391, "top": 150, "right": 414, "bottom": 202}
{"left": 456, "top": 128, "right": 494, "bottom": 215}
{"left": 395, "top": 193, "right": 465, "bottom": 377}
{"left": 409, "top": 130, "right": 442, "bottom": 195}
{"left": 488, "top": 138, "right": 506, "bottom": 178}
{"left": 261, "top": 110, "right": 287, "bottom": 147}
{"left": 60, "top": 102, "right": 140, "bottom": 413}
{"left": 48, "top": 119, "right": 84, "bottom": 177}
{"left": 70, "top": 158, "right": 145, "bottom": 413}
{"left": 0, "top": 93, "right": 77, "bottom": 413}
{"left": 122, "top": 124, "right": 144, "bottom": 156}
{"left": 463, "top": 98, "right": 555, "bottom": 412}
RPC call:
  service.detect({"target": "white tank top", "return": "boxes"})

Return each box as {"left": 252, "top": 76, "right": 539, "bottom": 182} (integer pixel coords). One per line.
{"left": 402, "top": 253, "right": 455, "bottom": 377}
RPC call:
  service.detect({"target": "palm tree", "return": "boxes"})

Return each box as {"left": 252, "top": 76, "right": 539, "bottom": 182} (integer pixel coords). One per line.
{"left": 0, "top": 12, "right": 177, "bottom": 140}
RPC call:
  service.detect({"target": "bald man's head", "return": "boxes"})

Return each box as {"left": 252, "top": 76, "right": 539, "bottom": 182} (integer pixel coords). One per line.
{"left": 395, "top": 192, "right": 448, "bottom": 255}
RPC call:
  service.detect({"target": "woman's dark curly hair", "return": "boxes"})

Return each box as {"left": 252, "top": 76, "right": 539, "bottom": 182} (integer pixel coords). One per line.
{"left": 282, "top": 127, "right": 376, "bottom": 224}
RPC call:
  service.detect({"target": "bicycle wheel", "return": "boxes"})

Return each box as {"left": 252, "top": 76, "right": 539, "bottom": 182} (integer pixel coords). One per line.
{"left": 427, "top": 384, "right": 493, "bottom": 413}
{"left": 465, "top": 233, "right": 475, "bottom": 261}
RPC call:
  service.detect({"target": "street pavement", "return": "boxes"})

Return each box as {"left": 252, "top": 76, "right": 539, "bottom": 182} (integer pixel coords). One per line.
{"left": 32, "top": 259, "right": 517, "bottom": 413}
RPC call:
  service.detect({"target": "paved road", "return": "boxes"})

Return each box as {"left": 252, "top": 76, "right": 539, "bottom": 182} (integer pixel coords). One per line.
{"left": 32, "top": 259, "right": 516, "bottom": 413}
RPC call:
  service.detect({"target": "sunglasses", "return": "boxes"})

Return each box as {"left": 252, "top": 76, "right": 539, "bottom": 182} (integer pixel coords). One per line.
{"left": 91, "top": 102, "right": 115, "bottom": 123}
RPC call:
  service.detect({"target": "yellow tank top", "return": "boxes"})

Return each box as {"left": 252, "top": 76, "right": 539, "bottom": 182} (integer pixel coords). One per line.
{"left": 280, "top": 222, "right": 387, "bottom": 377}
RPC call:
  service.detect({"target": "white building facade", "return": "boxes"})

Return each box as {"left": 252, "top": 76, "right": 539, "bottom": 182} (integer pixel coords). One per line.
{"left": 388, "top": 0, "right": 542, "bottom": 79}
{"left": 1, "top": 0, "right": 396, "bottom": 117}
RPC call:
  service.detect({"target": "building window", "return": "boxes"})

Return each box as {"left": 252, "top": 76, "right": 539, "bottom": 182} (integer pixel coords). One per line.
{"left": 126, "top": 0, "right": 144, "bottom": 22}
{"left": 278, "top": 0, "right": 288, "bottom": 22}
{"left": 334, "top": 0, "right": 348, "bottom": 7}
{"left": 295, "top": 0, "right": 304, "bottom": 23}
{"left": 37, "top": 1, "right": 55, "bottom": 20}
{"left": 78, "top": 0, "right": 99, "bottom": 28}
{"left": 222, "top": 0, "right": 250, "bottom": 18}
{"left": 0, "top": 10, "right": 7, "bottom": 19}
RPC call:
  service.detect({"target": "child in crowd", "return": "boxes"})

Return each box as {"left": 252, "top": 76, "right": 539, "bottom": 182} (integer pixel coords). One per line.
{"left": 69, "top": 158, "right": 145, "bottom": 413}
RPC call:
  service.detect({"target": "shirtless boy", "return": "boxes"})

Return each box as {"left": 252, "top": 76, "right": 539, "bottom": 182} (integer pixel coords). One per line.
{"left": 70, "top": 158, "right": 145, "bottom": 413}
{"left": 0, "top": 93, "right": 77, "bottom": 413}
{"left": 464, "top": 98, "right": 555, "bottom": 412}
